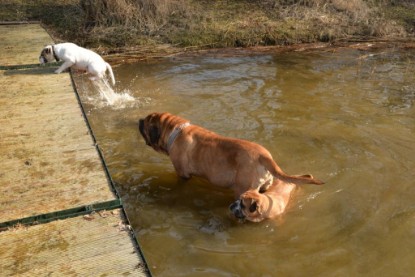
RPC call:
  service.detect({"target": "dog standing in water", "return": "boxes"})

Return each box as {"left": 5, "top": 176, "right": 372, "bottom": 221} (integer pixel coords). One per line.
{"left": 39, "top": 42, "right": 115, "bottom": 85}
{"left": 138, "top": 112, "right": 324, "bottom": 198}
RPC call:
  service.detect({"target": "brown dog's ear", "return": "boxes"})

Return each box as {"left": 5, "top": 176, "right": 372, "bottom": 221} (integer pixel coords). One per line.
{"left": 149, "top": 126, "right": 160, "bottom": 145}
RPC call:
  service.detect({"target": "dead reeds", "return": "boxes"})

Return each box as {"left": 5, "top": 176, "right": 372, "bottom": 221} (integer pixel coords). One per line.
{"left": 1, "top": 0, "right": 413, "bottom": 50}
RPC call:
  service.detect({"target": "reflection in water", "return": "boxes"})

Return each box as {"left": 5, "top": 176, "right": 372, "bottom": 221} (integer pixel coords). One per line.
{"left": 74, "top": 48, "right": 415, "bottom": 276}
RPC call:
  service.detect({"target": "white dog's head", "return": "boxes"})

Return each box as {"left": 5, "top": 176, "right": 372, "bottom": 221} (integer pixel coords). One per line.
{"left": 39, "top": 45, "right": 57, "bottom": 64}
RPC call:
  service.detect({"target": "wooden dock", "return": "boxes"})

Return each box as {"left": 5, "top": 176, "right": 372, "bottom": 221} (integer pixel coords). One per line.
{"left": 0, "top": 24, "right": 149, "bottom": 276}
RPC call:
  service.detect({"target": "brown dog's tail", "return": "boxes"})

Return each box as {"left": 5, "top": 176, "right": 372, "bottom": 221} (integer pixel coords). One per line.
{"left": 259, "top": 155, "right": 324, "bottom": 185}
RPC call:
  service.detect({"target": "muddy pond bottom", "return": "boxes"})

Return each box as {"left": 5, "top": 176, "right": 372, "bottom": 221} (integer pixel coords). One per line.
{"left": 74, "top": 47, "right": 415, "bottom": 276}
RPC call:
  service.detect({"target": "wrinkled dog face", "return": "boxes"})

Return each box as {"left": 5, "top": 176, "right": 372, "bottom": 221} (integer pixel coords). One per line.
{"left": 229, "top": 191, "right": 264, "bottom": 222}
{"left": 138, "top": 113, "right": 163, "bottom": 152}
{"left": 139, "top": 112, "right": 191, "bottom": 155}
{"left": 230, "top": 191, "right": 264, "bottom": 222}
{"left": 39, "top": 45, "right": 54, "bottom": 64}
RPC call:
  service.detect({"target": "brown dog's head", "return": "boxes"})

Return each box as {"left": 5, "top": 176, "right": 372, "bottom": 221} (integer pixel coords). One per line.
{"left": 229, "top": 190, "right": 268, "bottom": 222}
{"left": 138, "top": 112, "right": 189, "bottom": 154}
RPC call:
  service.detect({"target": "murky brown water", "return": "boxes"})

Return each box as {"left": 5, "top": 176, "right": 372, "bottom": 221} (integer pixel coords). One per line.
{"left": 74, "top": 47, "right": 415, "bottom": 276}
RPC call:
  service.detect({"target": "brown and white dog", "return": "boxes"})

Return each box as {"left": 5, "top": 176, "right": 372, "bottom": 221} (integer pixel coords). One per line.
{"left": 229, "top": 180, "right": 296, "bottom": 222}
{"left": 39, "top": 42, "right": 115, "bottom": 85}
{"left": 138, "top": 112, "right": 323, "bottom": 197}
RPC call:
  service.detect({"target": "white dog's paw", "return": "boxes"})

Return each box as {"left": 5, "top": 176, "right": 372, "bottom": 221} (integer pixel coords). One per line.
{"left": 54, "top": 70, "right": 61, "bottom": 74}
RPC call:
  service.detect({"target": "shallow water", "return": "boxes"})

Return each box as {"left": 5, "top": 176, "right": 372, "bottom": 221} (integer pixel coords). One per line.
{"left": 74, "top": 47, "right": 415, "bottom": 276}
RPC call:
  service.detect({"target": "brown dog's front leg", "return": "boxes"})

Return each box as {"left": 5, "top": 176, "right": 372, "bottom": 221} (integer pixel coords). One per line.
{"left": 173, "top": 164, "right": 191, "bottom": 180}
{"left": 176, "top": 175, "right": 191, "bottom": 186}
{"left": 180, "top": 174, "right": 191, "bottom": 180}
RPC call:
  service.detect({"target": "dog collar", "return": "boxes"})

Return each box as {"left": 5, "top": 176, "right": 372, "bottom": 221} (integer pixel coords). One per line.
{"left": 167, "top": 122, "right": 190, "bottom": 153}
{"left": 52, "top": 45, "right": 60, "bottom": 62}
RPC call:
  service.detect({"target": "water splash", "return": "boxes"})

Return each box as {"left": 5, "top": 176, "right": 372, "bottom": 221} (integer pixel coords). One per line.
{"left": 74, "top": 74, "right": 151, "bottom": 109}
{"left": 92, "top": 78, "right": 135, "bottom": 109}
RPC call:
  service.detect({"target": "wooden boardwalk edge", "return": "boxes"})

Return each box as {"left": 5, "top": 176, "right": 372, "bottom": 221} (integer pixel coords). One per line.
{"left": 0, "top": 23, "right": 152, "bottom": 276}
{"left": 0, "top": 199, "right": 122, "bottom": 230}
{"left": 69, "top": 71, "right": 154, "bottom": 275}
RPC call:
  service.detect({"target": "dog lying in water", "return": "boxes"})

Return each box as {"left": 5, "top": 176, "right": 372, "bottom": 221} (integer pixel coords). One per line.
{"left": 230, "top": 179, "right": 297, "bottom": 222}
{"left": 39, "top": 42, "right": 115, "bottom": 85}
{"left": 138, "top": 112, "right": 324, "bottom": 199}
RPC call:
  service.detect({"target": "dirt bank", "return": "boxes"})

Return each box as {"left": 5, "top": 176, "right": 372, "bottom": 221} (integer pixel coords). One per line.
{"left": 1, "top": 0, "right": 414, "bottom": 58}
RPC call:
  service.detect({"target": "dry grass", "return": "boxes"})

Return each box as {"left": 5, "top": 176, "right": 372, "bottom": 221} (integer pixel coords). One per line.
{"left": 80, "top": 0, "right": 201, "bottom": 46}
{"left": 0, "top": 0, "right": 413, "bottom": 50}
{"left": 81, "top": 0, "right": 192, "bottom": 31}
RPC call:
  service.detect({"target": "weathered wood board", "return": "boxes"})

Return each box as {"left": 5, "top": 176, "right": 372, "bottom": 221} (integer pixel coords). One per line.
{"left": 0, "top": 67, "right": 116, "bottom": 223}
{"left": 0, "top": 24, "right": 54, "bottom": 66}
{"left": 0, "top": 209, "right": 148, "bottom": 276}
{"left": 0, "top": 23, "right": 150, "bottom": 276}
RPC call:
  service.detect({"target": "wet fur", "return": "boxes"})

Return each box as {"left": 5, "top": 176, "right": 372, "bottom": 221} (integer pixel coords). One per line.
{"left": 230, "top": 180, "right": 296, "bottom": 222}
{"left": 138, "top": 112, "right": 324, "bottom": 198}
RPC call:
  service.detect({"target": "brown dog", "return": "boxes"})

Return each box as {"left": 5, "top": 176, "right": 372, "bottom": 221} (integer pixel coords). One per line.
{"left": 138, "top": 112, "right": 323, "bottom": 197}
{"left": 229, "top": 180, "right": 296, "bottom": 222}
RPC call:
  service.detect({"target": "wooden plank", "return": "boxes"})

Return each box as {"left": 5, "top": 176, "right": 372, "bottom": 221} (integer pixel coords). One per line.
{"left": 0, "top": 60, "right": 115, "bottom": 224}
{"left": 0, "top": 136, "right": 94, "bottom": 151}
{"left": 0, "top": 153, "right": 105, "bottom": 185}
{"left": 0, "top": 24, "right": 54, "bottom": 66}
{"left": 0, "top": 209, "right": 147, "bottom": 276}
{"left": 0, "top": 23, "right": 150, "bottom": 276}
{"left": 0, "top": 121, "right": 93, "bottom": 143}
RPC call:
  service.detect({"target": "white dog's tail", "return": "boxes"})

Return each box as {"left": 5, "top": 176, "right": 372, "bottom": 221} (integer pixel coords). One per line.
{"left": 105, "top": 62, "right": 116, "bottom": 86}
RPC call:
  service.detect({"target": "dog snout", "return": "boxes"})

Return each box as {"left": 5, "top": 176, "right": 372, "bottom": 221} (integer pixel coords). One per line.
{"left": 138, "top": 119, "right": 145, "bottom": 137}
{"left": 138, "top": 119, "right": 144, "bottom": 132}
{"left": 138, "top": 119, "right": 150, "bottom": 145}
{"left": 229, "top": 200, "right": 245, "bottom": 219}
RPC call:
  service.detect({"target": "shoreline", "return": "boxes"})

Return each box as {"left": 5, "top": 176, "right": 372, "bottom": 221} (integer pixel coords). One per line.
{"left": 103, "top": 39, "right": 415, "bottom": 65}
{"left": 2, "top": 0, "right": 415, "bottom": 64}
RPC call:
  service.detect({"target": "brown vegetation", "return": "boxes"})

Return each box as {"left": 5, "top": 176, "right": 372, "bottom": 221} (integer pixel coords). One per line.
{"left": 1, "top": 0, "right": 414, "bottom": 53}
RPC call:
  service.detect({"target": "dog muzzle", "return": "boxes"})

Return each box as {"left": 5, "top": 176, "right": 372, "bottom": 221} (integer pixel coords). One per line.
{"left": 39, "top": 56, "right": 46, "bottom": 64}
{"left": 229, "top": 200, "right": 245, "bottom": 219}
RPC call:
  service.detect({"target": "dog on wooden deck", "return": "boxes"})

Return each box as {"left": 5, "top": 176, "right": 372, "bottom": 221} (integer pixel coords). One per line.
{"left": 39, "top": 42, "right": 115, "bottom": 85}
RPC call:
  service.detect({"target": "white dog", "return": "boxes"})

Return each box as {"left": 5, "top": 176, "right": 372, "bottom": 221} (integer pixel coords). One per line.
{"left": 39, "top": 42, "right": 115, "bottom": 85}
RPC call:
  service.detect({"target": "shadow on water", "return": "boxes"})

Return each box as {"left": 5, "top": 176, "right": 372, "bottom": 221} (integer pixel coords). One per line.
{"left": 74, "top": 47, "right": 415, "bottom": 276}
